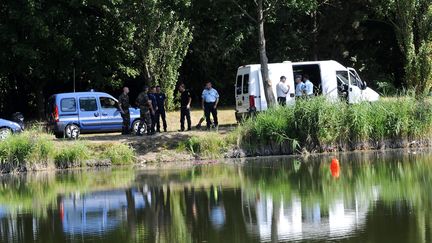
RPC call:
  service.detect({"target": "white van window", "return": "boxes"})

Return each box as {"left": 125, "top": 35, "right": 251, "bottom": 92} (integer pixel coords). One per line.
{"left": 79, "top": 97, "right": 98, "bottom": 111}
{"left": 336, "top": 71, "right": 349, "bottom": 84}
{"left": 100, "top": 97, "right": 118, "bottom": 109}
{"left": 243, "top": 74, "right": 249, "bottom": 94}
{"left": 236, "top": 76, "right": 243, "bottom": 95}
{"left": 61, "top": 98, "right": 76, "bottom": 112}
{"left": 349, "top": 72, "right": 359, "bottom": 86}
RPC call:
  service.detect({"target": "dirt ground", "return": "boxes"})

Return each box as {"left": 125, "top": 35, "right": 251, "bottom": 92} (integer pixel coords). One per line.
{"left": 78, "top": 108, "right": 237, "bottom": 163}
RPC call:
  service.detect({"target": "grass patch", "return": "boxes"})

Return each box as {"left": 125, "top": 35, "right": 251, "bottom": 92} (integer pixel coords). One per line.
{"left": 54, "top": 143, "right": 90, "bottom": 167}
{"left": 0, "top": 130, "right": 55, "bottom": 167}
{"left": 179, "top": 132, "right": 233, "bottom": 159}
{"left": 90, "top": 143, "right": 136, "bottom": 165}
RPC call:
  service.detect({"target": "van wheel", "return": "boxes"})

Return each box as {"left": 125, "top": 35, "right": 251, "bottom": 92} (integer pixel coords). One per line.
{"left": 132, "top": 120, "right": 146, "bottom": 135}
{"left": 0, "top": 128, "right": 12, "bottom": 140}
{"left": 65, "top": 124, "right": 80, "bottom": 139}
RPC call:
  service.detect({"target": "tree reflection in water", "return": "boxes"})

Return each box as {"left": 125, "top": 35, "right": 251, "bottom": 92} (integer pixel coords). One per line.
{"left": 1, "top": 150, "right": 432, "bottom": 242}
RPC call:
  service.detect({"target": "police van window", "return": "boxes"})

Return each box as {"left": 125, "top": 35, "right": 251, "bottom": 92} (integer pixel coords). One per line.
{"left": 243, "top": 74, "right": 249, "bottom": 94}
{"left": 61, "top": 98, "right": 76, "bottom": 112}
{"left": 236, "top": 76, "right": 242, "bottom": 95}
{"left": 79, "top": 97, "right": 98, "bottom": 111}
{"left": 100, "top": 97, "right": 118, "bottom": 109}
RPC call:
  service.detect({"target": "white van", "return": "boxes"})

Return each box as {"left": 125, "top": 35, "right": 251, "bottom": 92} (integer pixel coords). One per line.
{"left": 235, "top": 60, "right": 379, "bottom": 121}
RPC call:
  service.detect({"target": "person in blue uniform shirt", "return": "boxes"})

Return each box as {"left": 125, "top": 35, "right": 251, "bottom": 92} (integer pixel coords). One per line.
{"left": 295, "top": 75, "right": 306, "bottom": 97}
{"left": 155, "top": 85, "right": 167, "bottom": 132}
{"left": 201, "top": 81, "right": 219, "bottom": 129}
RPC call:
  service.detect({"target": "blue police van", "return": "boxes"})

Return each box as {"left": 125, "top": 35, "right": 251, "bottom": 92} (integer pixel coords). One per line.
{"left": 47, "top": 91, "right": 144, "bottom": 139}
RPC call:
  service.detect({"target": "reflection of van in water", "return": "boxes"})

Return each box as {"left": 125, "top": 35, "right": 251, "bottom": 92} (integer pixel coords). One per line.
{"left": 235, "top": 60, "right": 380, "bottom": 121}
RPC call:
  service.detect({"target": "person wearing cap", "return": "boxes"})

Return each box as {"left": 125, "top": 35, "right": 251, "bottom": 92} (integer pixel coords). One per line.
{"left": 303, "top": 74, "right": 314, "bottom": 97}
{"left": 202, "top": 81, "right": 219, "bottom": 130}
{"left": 276, "top": 76, "right": 290, "bottom": 106}
{"left": 135, "top": 86, "right": 155, "bottom": 136}
{"left": 295, "top": 75, "right": 306, "bottom": 97}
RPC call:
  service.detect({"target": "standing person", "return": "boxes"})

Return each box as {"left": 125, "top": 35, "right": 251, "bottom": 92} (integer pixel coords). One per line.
{"left": 303, "top": 74, "right": 314, "bottom": 97}
{"left": 179, "top": 83, "right": 192, "bottom": 131}
{"left": 276, "top": 76, "right": 290, "bottom": 106}
{"left": 118, "top": 87, "right": 131, "bottom": 135}
{"left": 148, "top": 86, "right": 158, "bottom": 133}
{"left": 295, "top": 75, "right": 306, "bottom": 97}
{"left": 202, "top": 81, "right": 219, "bottom": 130}
{"left": 155, "top": 86, "right": 167, "bottom": 132}
{"left": 136, "top": 86, "right": 155, "bottom": 136}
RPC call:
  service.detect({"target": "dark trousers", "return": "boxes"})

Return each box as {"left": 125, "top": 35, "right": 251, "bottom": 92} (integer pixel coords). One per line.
{"left": 277, "top": 97, "right": 287, "bottom": 106}
{"left": 137, "top": 108, "right": 152, "bottom": 135}
{"left": 156, "top": 109, "right": 167, "bottom": 131}
{"left": 180, "top": 107, "right": 191, "bottom": 130}
{"left": 150, "top": 111, "right": 157, "bottom": 132}
{"left": 204, "top": 102, "right": 218, "bottom": 128}
{"left": 121, "top": 111, "right": 131, "bottom": 134}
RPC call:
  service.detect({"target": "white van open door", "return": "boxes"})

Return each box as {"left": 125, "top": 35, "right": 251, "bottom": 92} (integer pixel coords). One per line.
{"left": 236, "top": 68, "right": 251, "bottom": 114}
{"left": 347, "top": 68, "right": 363, "bottom": 104}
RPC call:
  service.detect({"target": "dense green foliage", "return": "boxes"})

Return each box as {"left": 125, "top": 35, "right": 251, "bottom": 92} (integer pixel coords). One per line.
{"left": 0, "top": 0, "right": 431, "bottom": 117}
{"left": 238, "top": 97, "right": 432, "bottom": 153}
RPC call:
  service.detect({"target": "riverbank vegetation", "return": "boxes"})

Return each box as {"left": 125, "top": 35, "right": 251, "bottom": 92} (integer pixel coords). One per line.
{"left": 0, "top": 130, "right": 136, "bottom": 173}
{"left": 237, "top": 97, "right": 432, "bottom": 155}
{"left": 179, "top": 96, "right": 432, "bottom": 158}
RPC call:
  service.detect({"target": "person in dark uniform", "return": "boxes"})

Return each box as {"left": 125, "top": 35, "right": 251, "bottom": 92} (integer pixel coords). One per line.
{"left": 148, "top": 86, "right": 159, "bottom": 134}
{"left": 118, "top": 87, "right": 131, "bottom": 135}
{"left": 155, "top": 85, "right": 167, "bottom": 132}
{"left": 202, "top": 81, "right": 219, "bottom": 129}
{"left": 179, "top": 83, "right": 192, "bottom": 131}
{"left": 136, "top": 86, "right": 155, "bottom": 136}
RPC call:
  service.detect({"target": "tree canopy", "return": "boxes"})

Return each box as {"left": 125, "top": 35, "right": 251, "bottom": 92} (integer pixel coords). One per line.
{"left": 0, "top": 0, "right": 430, "bottom": 117}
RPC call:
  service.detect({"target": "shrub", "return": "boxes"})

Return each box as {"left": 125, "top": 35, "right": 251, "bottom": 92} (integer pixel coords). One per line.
{"left": 55, "top": 143, "right": 90, "bottom": 167}
{"left": 180, "top": 133, "right": 230, "bottom": 159}
{"left": 103, "top": 143, "right": 135, "bottom": 165}
{"left": 0, "top": 131, "right": 54, "bottom": 166}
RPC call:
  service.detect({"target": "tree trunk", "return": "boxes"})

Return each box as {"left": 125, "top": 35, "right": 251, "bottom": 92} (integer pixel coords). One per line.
{"left": 312, "top": 9, "right": 319, "bottom": 61}
{"left": 257, "top": 0, "right": 276, "bottom": 107}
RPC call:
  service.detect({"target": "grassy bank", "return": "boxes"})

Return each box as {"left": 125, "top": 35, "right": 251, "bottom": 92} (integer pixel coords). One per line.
{"left": 180, "top": 96, "right": 432, "bottom": 158}
{"left": 0, "top": 130, "right": 135, "bottom": 173}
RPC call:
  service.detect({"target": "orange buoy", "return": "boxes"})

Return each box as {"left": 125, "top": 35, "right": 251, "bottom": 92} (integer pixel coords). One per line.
{"left": 330, "top": 158, "right": 340, "bottom": 178}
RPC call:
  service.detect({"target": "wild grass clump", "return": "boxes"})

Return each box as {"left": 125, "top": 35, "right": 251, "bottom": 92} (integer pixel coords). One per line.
{"left": 54, "top": 143, "right": 90, "bottom": 168}
{"left": 238, "top": 96, "right": 432, "bottom": 153}
{"left": 98, "top": 143, "right": 135, "bottom": 165}
{"left": 180, "top": 133, "right": 231, "bottom": 159}
{"left": 0, "top": 130, "right": 55, "bottom": 167}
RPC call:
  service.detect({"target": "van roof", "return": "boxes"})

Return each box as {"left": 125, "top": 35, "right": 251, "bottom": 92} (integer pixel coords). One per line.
{"left": 52, "top": 92, "right": 115, "bottom": 98}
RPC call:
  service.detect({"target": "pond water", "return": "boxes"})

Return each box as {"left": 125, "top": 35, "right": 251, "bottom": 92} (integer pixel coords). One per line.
{"left": 1, "top": 150, "right": 432, "bottom": 243}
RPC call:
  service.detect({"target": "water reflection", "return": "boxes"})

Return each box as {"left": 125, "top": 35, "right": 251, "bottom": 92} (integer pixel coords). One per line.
{"left": 1, "top": 150, "right": 432, "bottom": 242}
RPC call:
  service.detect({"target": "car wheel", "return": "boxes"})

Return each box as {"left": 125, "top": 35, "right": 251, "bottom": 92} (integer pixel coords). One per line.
{"left": 65, "top": 124, "right": 80, "bottom": 139}
{"left": 132, "top": 120, "right": 146, "bottom": 135}
{"left": 0, "top": 128, "right": 12, "bottom": 140}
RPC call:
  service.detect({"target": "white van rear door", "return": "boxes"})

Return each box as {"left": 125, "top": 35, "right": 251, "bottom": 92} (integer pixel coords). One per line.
{"left": 235, "top": 68, "right": 251, "bottom": 113}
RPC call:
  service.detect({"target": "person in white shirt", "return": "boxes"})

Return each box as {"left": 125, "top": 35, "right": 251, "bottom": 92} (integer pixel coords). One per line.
{"left": 295, "top": 76, "right": 306, "bottom": 97}
{"left": 303, "top": 74, "right": 314, "bottom": 97}
{"left": 276, "top": 76, "right": 290, "bottom": 106}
